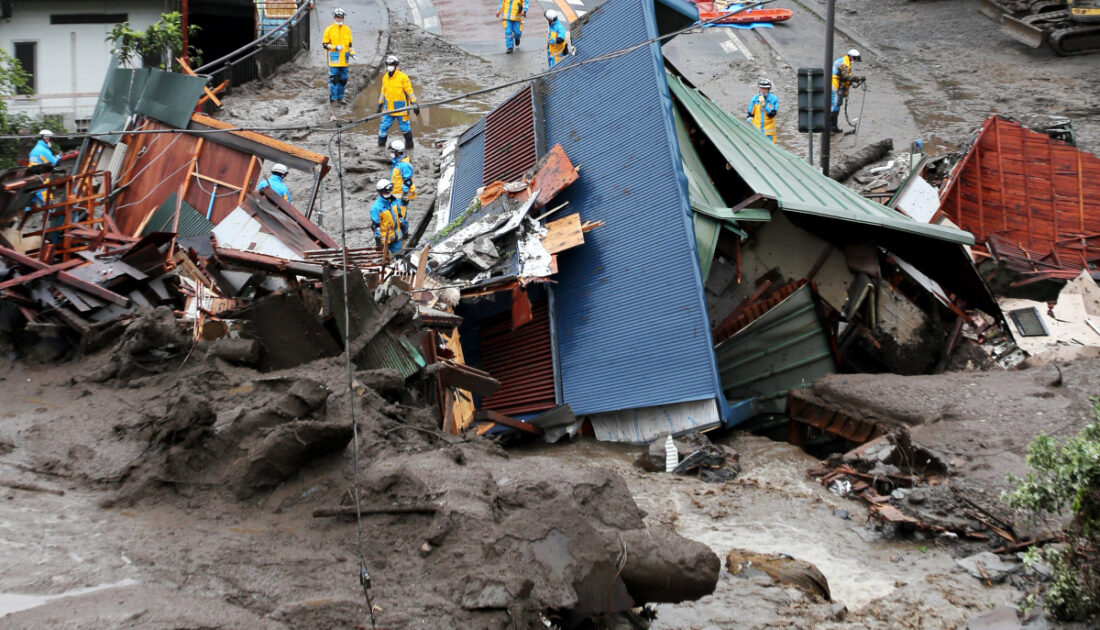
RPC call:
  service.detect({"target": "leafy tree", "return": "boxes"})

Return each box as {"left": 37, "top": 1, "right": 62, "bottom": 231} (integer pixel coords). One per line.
{"left": 1004, "top": 399, "right": 1100, "bottom": 621}
{"left": 106, "top": 12, "right": 201, "bottom": 71}
{"left": 0, "top": 48, "right": 31, "bottom": 170}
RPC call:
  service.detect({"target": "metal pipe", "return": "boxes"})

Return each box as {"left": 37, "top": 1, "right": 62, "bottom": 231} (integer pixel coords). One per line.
{"left": 821, "top": 0, "right": 835, "bottom": 177}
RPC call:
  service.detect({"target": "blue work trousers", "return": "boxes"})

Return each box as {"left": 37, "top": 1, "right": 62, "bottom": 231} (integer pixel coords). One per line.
{"left": 378, "top": 114, "right": 411, "bottom": 140}
{"left": 329, "top": 66, "right": 349, "bottom": 101}
{"left": 504, "top": 20, "right": 522, "bottom": 50}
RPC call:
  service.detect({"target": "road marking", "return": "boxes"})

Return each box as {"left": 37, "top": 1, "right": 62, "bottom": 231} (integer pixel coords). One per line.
{"left": 576, "top": 9, "right": 586, "bottom": 17}
{"left": 725, "top": 30, "right": 753, "bottom": 60}
{"left": 720, "top": 40, "right": 737, "bottom": 55}
{"left": 423, "top": 15, "right": 439, "bottom": 31}
{"left": 552, "top": 0, "right": 579, "bottom": 22}
{"left": 565, "top": 0, "right": 584, "bottom": 5}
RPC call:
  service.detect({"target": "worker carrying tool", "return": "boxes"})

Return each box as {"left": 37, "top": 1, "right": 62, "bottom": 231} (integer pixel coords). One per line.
{"left": 376, "top": 55, "right": 420, "bottom": 149}
{"left": 496, "top": 0, "right": 529, "bottom": 54}
{"left": 746, "top": 78, "right": 779, "bottom": 143}
{"left": 256, "top": 163, "right": 291, "bottom": 202}
{"left": 370, "top": 178, "right": 407, "bottom": 254}
{"left": 831, "top": 48, "right": 864, "bottom": 132}
{"left": 546, "top": 10, "right": 569, "bottom": 67}
{"left": 322, "top": 8, "right": 355, "bottom": 104}
{"left": 389, "top": 139, "right": 416, "bottom": 207}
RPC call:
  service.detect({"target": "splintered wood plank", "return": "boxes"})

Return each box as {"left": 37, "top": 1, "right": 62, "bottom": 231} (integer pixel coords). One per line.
{"left": 541, "top": 213, "right": 584, "bottom": 254}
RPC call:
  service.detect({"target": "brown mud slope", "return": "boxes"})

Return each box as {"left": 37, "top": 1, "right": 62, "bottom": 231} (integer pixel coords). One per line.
{"left": 0, "top": 309, "right": 717, "bottom": 628}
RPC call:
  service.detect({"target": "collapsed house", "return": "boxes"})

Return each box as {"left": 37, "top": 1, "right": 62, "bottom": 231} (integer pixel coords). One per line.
{"left": 935, "top": 114, "right": 1100, "bottom": 292}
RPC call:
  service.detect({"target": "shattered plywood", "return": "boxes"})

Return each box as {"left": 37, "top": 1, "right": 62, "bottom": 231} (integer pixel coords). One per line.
{"left": 541, "top": 213, "right": 585, "bottom": 254}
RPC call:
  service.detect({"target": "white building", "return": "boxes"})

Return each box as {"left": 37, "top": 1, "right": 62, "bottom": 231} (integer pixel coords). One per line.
{"left": 2, "top": 1, "right": 174, "bottom": 131}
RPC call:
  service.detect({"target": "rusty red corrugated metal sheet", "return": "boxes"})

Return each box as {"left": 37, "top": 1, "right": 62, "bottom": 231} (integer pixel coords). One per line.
{"left": 937, "top": 115, "right": 1100, "bottom": 275}
{"left": 483, "top": 85, "right": 537, "bottom": 185}
{"left": 787, "top": 388, "right": 883, "bottom": 445}
{"left": 479, "top": 300, "right": 556, "bottom": 416}
{"left": 712, "top": 279, "right": 807, "bottom": 345}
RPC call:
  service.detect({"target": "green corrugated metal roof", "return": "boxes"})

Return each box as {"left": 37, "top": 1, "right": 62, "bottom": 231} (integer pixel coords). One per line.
{"left": 360, "top": 330, "right": 426, "bottom": 379}
{"left": 714, "top": 284, "right": 836, "bottom": 413}
{"left": 141, "top": 192, "right": 214, "bottom": 237}
{"left": 672, "top": 102, "right": 725, "bottom": 281}
{"left": 666, "top": 72, "right": 974, "bottom": 246}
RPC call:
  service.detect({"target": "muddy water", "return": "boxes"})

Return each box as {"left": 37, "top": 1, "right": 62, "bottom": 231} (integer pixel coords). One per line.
{"left": 350, "top": 73, "right": 490, "bottom": 141}
{"left": 513, "top": 434, "right": 1001, "bottom": 626}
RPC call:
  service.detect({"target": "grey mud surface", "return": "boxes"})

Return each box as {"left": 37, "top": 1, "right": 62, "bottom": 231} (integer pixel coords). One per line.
{"left": 3, "top": 2, "right": 1100, "bottom": 629}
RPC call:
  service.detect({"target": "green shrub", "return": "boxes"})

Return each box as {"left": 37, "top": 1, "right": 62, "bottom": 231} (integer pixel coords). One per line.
{"left": 1004, "top": 399, "right": 1100, "bottom": 621}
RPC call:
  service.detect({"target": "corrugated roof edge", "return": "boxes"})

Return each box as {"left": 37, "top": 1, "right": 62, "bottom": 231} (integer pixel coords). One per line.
{"left": 665, "top": 72, "right": 975, "bottom": 247}
{"left": 643, "top": 7, "right": 731, "bottom": 424}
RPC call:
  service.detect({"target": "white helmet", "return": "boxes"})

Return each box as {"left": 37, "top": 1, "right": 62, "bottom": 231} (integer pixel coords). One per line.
{"left": 757, "top": 78, "right": 772, "bottom": 89}
{"left": 847, "top": 49, "right": 861, "bottom": 61}
{"left": 388, "top": 139, "right": 406, "bottom": 153}
{"left": 376, "top": 178, "right": 394, "bottom": 194}
{"left": 271, "top": 163, "right": 289, "bottom": 176}
{"left": 39, "top": 129, "right": 54, "bottom": 137}
{"left": 385, "top": 54, "right": 399, "bottom": 66}
{"left": 333, "top": 8, "right": 346, "bottom": 18}
{"left": 546, "top": 9, "right": 559, "bottom": 22}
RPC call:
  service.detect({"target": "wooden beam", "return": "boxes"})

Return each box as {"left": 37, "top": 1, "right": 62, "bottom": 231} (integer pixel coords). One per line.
{"left": 239, "top": 155, "right": 259, "bottom": 206}
{"left": 0, "top": 246, "right": 130, "bottom": 307}
{"left": 475, "top": 409, "right": 544, "bottom": 436}
{"left": 191, "top": 113, "right": 328, "bottom": 166}
{"left": 177, "top": 57, "right": 224, "bottom": 107}
{"left": 431, "top": 360, "right": 501, "bottom": 398}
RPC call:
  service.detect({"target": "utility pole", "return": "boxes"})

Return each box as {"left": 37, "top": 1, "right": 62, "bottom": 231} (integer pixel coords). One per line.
{"left": 821, "top": 0, "right": 835, "bottom": 177}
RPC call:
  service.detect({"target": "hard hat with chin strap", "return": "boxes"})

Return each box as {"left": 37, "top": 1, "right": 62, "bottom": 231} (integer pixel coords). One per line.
{"left": 847, "top": 48, "right": 861, "bottom": 61}
{"left": 385, "top": 54, "right": 399, "bottom": 66}
{"left": 271, "top": 163, "right": 289, "bottom": 176}
{"left": 758, "top": 78, "right": 772, "bottom": 89}
{"left": 333, "top": 8, "right": 346, "bottom": 17}
{"left": 376, "top": 178, "right": 394, "bottom": 194}
{"left": 39, "top": 129, "right": 54, "bottom": 137}
{"left": 546, "top": 9, "right": 559, "bottom": 22}
{"left": 388, "top": 139, "right": 406, "bottom": 153}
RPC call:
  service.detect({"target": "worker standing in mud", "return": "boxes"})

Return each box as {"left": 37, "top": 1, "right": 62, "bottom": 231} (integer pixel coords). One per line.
{"left": 255, "top": 163, "right": 291, "bottom": 202}
{"left": 496, "top": 0, "right": 528, "bottom": 54}
{"left": 546, "top": 10, "right": 568, "bottom": 67}
{"left": 746, "top": 78, "right": 779, "bottom": 143}
{"left": 376, "top": 55, "right": 420, "bottom": 149}
{"left": 322, "top": 8, "right": 355, "bottom": 105}
{"left": 370, "top": 178, "right": 406, "bottom": 254}
{"left": 389, "top": 139, "right": 416, "bottom": 214}
{"left": 831, "top": 49, "right": 864, "bottom": 133}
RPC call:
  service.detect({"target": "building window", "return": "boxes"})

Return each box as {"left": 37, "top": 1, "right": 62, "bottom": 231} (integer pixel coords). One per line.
{"left": 50, "top": 14, "right": 128, "bottom": 25}
{"left": 13, "top": 41, "right": 35, "bottom": 95}
{"left": 74, "top": 119, "right": 91, "bottom": 133}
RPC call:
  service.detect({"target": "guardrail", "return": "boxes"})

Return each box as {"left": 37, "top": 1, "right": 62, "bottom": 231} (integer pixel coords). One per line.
{"left": 193, "top": 1, "right": 311, "bottom": 106}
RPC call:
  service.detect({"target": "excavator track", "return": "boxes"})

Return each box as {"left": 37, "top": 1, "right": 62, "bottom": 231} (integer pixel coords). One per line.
{"left": 1049, "top": 23, "right": 1100, "bottom": 53}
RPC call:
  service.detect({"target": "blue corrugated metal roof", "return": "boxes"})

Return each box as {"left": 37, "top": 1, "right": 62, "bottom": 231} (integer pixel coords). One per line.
{"left": 450, "top": 118, "right": 486, "bottom": 222}
{"left": 540, "top": 0, "right": 723, "bottom": 416}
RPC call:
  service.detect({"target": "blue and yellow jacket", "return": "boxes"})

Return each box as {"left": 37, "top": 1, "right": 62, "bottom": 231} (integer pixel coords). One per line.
{"left": 256, "top": 174, "right": 291, "bottom": 202}
{"left": 378, "top": 71, "right": 417, "bottom": 119}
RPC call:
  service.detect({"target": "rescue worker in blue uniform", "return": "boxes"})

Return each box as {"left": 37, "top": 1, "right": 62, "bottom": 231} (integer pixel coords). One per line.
{"left": 746, "top": 78, "right": 779, "bottom": 143}
{"left": 256, "top": 163, "right": 291, "bottom": 202}
{"left": 831, "top": 49, "right": 863, "bottom": 132}
{"left": 496, "top": 0, "right": 529, "bottom": 54}
{"left": 389, "top": 138, "right": 416, "bottom": 206}
{"left": 28, "top": 129, "right": 60, "bottom": 208}
{"left": 370, "top": 179, "right": 407, "bottom": 254}
{"left": 546, "top": 10, "right": 568, "bottom": 67}
{"left": 376, "top": 54, "right": 420, "bottom": 148}
{"left": 322, "top": 8, "right": 354, "bottom": 104}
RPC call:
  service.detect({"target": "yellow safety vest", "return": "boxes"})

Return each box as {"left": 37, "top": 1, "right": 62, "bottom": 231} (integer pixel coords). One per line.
{"left": 378, "top": 71, "right": 417, "bottom": 119}
{"left": 322, "top": 23, "right": 354, "bottom": 67}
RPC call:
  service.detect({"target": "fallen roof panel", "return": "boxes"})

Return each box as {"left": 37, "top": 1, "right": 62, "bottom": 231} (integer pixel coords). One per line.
{"left": 665, "top": 72, "right": 974, "bottom": 246}
{"left": 936, "top": 115, "right": 1100, "bottom": 273}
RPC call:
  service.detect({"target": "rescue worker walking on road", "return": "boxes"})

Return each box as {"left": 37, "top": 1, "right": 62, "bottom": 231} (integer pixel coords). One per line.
{"left": 256, "top": 163, "right": 291, "bottom": 202}
{"left": 831, "top": 48, "right": 864, "bottom": 132}
{"left": 496, "top": 0, "right": 529, "bottom": 54}
{"left": 376, "top": 55, "right": 420, "bottom": 149}
{"left": 322, "top": 8, "right": 354, "bottom": 105}
{"left": 746, "top": 78, "right": 779, "bottom": 143}
{"left": 546, "top": 10, "right": 568, "bottom": 67}
{"left": 370, "top": 179, "right": 407, "bottom": 254}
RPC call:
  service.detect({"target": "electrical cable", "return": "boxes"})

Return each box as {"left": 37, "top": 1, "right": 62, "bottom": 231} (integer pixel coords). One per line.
{"left": 334, "top": 129, "right": 377, "bottom": 630}
{"left": 0, "top": 0, "right": 776, "bottom": 142}
{"left": 113, "top": 158, "right": 196, "bottom": 211}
